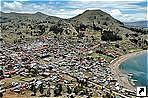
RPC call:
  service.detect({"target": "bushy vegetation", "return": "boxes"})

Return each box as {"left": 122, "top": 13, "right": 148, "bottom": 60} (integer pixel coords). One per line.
{"left": 49, "top": 25, "right": 63, "bottom": 34}
{"left": 101, "top": 31, "right": 122, "bottom": 41}
{"left": 37, "top": 25, "right": 46, "bottom": 35}
{"left": 79, "top": 23, "right": 87, "bottom": 31}
{"left": 93, "top": 22, "right": 103, "bottom": 32}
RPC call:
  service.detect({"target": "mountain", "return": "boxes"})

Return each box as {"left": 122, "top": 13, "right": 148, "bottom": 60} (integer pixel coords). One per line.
{"left": 69, "top": 10, "right": 124, "bottom": 30}
{"left": 124, "top": 21, "right": 148, "bottom": 28}
{"left": 0, "top": 10, "right": 124, "bottom": 30}
{"left": 0, "top": 11, "right": 61, "bottom": 24}
{"left": 0, "top": 12, "right": 65, "bottom": 43}
{"left": 0, "top": 10, "right": 134, "bottom": 44}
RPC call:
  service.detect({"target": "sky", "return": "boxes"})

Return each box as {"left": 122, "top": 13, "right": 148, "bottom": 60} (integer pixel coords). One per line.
{"left": 0, "top": 0, "right": 147, "bottom": 22}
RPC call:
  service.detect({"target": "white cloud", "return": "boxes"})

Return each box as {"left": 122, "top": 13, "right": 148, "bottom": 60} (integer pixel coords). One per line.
{"left": 109, "top": 9, "right": 122, "bottom": 17}
{"left": 106, "top": 9, "right": 146, "bottom": 22}
{"left": 71, "top": 9, "right": 85, "bottom": 15}
{"left": 3, "top": 1, "right": 23, "bottom": 10}
{"left": 59, "top": 9, "right": 65, "bottom": 12}
{"left": 1, "top": 1, "right": 147, "bottom": 22}
{"left": 51, "top": 9, "right": 85, "bottom": 18}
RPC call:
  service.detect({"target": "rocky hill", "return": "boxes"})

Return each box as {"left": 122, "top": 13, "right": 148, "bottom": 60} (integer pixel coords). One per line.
{"left": 0, "top": 10, "right": 147, "bottom": 47}
{"left": 69, "top": 10, "right": 123, "bottom": 29}
{"left": 0, "top": 11, "right": 63, "bottom": 43}
{"left": 0, "top": 11, "right": 60, "bottom": 23}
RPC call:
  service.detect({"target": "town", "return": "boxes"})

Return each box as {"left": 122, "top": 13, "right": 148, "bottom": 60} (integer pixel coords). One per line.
{"left": 0, "top": 32, "right": 142, "bottom": 98}
{"left": 0, "top": 2, "right": 147, "bottom": 97}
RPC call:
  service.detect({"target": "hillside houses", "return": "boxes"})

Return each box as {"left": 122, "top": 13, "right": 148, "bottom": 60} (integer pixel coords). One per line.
{"left": 0, "top": 34, "right": 137, "bottom": 97}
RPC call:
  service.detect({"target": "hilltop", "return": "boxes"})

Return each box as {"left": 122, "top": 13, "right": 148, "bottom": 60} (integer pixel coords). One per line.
{"left": 69, "top": 10, "right": 123, "bottom": 29}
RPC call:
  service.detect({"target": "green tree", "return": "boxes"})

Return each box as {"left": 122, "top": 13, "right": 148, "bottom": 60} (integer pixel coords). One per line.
{"left": 39, "top": 83, "right": 44, "bottom": 95}
{"left": 30, "top": 83, "right": 37, "bottom": 96}
{"left": 54, "top": 84, "right": 62, "bottom": 97}
{"left": 49, "top": 25, "right": 63, "bottom": 35}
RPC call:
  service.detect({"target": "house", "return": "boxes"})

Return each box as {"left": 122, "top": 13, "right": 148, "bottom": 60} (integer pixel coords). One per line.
{"left": 0, "top": 84, "right": 6, "bottom": 94}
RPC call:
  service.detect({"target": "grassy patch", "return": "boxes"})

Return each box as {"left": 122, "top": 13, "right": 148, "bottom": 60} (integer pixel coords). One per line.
{"left": 90, "top": 53, "right": 114, "bottom": 61}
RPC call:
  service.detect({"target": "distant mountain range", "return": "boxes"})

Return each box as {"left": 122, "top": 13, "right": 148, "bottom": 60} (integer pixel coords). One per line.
{"left": 124, "top": 21, "right": 148, "bottom": 28}
{"left": 0, "top": 10, "right": 124, "bottom": 38}
{"left": 0, "top": 10, "right": 141, "bottom": 43}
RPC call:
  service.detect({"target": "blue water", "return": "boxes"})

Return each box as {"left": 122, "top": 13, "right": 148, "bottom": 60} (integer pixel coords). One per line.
{"left": 119, "top": 51, "right": 148, "bottom": 87}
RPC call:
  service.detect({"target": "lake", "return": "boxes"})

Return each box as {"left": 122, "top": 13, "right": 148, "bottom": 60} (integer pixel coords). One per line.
{"left": 119, "top": 51, "right": 148, "bottom": 88}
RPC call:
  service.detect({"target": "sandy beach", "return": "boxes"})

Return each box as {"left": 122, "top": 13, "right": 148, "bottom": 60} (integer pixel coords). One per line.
{"left": 109, "top": 50, "right": 147, "bottom": 91}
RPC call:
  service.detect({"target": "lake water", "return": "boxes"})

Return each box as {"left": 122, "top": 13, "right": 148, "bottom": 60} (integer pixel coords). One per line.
{"left": 119, "top": 51, "right": 148, "bottom": 88}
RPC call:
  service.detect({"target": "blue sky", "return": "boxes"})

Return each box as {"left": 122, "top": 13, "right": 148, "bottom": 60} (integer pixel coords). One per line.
{"left": 0, "top": 0, "right": 147, "bottom": 22}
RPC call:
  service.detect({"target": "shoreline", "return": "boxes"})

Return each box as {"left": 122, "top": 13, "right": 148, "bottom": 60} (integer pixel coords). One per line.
{"left": 109, "top": 50, "right": 147, "bottom": 91}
